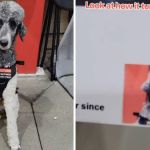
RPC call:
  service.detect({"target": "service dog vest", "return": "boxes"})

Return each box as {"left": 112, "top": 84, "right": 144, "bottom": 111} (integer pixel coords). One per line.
{"left": 0, "top": 46, "right": 25, "bottom": 98}
{"left": 0, "top": 48, "right": 26, "bottom": 99}
{"left": 0, "top": 49, "right": 16, "bottom": 98}
{"left": 0, "top": 64, "right": 16, "bottom": 98}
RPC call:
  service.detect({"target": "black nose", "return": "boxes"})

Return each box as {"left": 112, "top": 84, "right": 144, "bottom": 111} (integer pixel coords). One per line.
{"left": 0, "top": 40, "right": 8, "bottom": 47}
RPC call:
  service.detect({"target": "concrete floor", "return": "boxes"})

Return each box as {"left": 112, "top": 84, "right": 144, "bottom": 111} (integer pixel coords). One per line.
{"left": 0, "top": 74, "right": 73, "bottom": 150}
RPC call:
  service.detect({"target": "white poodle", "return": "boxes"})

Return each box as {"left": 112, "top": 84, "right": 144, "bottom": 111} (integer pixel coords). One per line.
{"left": 0, "top": 1, "right": 26, "bottom": 150}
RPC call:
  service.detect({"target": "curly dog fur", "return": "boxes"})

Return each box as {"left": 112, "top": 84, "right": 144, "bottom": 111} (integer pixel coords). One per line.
{"left": 0, "top": 1, "right": 26, "bottom": 150}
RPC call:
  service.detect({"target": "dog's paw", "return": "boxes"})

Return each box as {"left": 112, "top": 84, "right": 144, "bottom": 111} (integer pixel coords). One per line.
{"left": 11, "top": 145, "right": 21, "bottom": 150}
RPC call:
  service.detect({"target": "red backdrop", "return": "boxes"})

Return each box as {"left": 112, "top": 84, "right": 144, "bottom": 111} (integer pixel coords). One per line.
{"left": 16, "top": 0, "right": 45, "bottom": 73}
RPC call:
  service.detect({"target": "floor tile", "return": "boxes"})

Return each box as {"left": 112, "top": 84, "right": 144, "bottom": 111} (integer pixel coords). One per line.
{"left": 18, "top": 76, "right": 54, "bottom": 103}
{"left": 18, "top": 113, "right": 41, "bottom": 150}
{"left": 0, "top": 113, "right": 41, "bottom": 150}
{"left": 34, "top": 82, "right": 73, "bottom": 150}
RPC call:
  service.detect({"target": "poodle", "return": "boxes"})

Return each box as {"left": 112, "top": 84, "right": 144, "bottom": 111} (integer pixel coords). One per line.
{"left": 0, "top": 1, "right": 26, "bottom": 150}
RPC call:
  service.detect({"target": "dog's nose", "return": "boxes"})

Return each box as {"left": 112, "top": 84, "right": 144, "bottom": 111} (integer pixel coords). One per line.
{"left": 0, "top": 40, "right": 8, "bottom": 47}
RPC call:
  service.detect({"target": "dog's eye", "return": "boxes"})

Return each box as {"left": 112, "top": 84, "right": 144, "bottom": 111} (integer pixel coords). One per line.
{"left": 0, "top": 19, "right": 3, "bottom": 28}
{"left": 9, "top": 20, "right": 17, "bottom": 30}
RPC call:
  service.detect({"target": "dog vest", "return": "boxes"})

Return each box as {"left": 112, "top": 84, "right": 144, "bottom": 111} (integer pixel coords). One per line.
{"left": 0, "top": 49, "right": 24, "bottom": 98}
{"left": 0, "top": 64, "right": 16, "bottom": 98}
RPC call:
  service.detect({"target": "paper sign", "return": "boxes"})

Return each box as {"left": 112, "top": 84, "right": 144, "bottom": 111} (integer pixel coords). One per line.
{"left": 76, "top": 7, "right": 150, "bottom": 126}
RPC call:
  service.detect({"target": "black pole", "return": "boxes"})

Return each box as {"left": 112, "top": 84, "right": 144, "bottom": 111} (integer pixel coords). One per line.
{"left": 39, "top": 0, "right": 54, "bottom": 67}
{"left": 38, "top": 0, "right": 50, "bottom": 66}
{"left": 50, "top": 6, "right": 58, "bottom": 80}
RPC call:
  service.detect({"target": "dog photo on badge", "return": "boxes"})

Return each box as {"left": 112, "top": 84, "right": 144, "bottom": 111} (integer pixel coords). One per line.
{"left": 123, "top": 64, "right": 150, "bottom": 125}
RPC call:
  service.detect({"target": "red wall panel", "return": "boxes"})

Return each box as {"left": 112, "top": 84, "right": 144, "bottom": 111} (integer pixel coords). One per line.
{"left": 16, "top": 0, "right": 45, "bottom": 73}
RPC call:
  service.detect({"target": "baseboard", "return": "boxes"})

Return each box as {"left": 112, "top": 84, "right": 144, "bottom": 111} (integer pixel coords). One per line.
{"left": 18, "top": 67, "right": 45, "bottom": 77}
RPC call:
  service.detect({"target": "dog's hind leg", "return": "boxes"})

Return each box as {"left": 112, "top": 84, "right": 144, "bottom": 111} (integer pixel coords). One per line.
{"left": 3, "top": 75, "right": 21, "bottom": 150}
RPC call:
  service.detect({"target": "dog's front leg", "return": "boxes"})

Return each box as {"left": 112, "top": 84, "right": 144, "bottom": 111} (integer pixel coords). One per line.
{"left": 3, "top": 75, "right": 21, "bottom": 150}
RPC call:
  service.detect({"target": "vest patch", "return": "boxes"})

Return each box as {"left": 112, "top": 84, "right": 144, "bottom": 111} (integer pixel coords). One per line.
{"left": 0, "top": 68, "right": 11, "bottom": 79}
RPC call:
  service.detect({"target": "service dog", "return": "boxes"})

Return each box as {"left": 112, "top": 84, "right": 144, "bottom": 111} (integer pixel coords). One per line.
{"left": 0, "top": 1, "right": 26, "bottom": 150}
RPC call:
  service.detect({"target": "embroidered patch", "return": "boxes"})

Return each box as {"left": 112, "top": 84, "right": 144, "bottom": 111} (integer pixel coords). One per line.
{"left": 0, "top": 68, "right": 11, "bottom": 79}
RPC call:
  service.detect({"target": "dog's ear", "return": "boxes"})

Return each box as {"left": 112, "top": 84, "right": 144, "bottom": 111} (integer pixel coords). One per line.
{"left": 18, "top": 23, "right": 27, "bottom": 41}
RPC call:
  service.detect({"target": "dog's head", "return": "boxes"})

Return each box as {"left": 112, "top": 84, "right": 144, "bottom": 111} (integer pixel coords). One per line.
{"left": 0, "top": 1, "right": 26, "bottom": 50}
